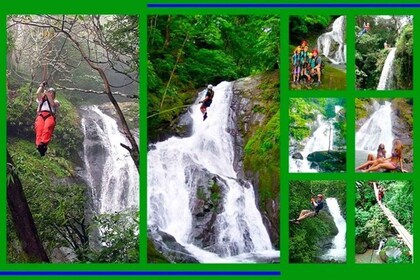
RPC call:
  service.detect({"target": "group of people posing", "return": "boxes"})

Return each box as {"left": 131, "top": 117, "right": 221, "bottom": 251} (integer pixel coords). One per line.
{"left": 291, "top": 40, "right": 323, "bottom": 86}
{"left": 356, "top": 139, "right": 407, "bottom": 173}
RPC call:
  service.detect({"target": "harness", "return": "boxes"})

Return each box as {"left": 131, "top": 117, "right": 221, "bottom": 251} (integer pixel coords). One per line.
{"left": 37, "top": 96, "right": 56, "bottom": 120}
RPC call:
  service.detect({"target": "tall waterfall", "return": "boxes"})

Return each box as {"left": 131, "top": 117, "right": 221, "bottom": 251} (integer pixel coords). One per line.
{"left": 148, "top": 82, "right": 277, "bottom": 263}
{"left": 289, "top": 115, "right": 335, "bottom": 173}
{"left": 81, "top": 105, "right": 139, "bottom": 214}
{"left": 377, "top": 48, "right": 397, "bottom": 90}
{"left": 356, "top": 101, "right": 394, "bottom": 155}
{"left": 317, "top": 16, "right": 346, "bottom": 64}
{"left": 320, "top": 198, "right": 346, "bottom": 262}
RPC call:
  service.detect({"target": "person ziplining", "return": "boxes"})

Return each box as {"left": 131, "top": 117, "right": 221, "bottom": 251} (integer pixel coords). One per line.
{"left": 290, "top": 194, "right": 325, "bottom": 225}
{"left": 34, "top": 81, "right": 60, "bottom": 156}
{"left": 198, "top": 84, "right": 214, "bottom": 121}
{"left": 357, "top": 22, "right": 370, "bottom": 38}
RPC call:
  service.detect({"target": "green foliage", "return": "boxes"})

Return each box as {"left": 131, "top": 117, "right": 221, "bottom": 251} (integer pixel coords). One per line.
{"left": 289, "top": 15, "right": 332, "bottom": 45}
{"left": 8, "top": 139, "right": 86, "bottom": 261}
{"left": 289, "top": 98, "right": 318, "bottom": 141}
{"left": 289, "top": 98, "right": 346, "bottom": 149}
{"left": 394, "top": 25, "right": 413, "bottom": 89}
{"left": 355, "top": 181, "right": 413, "bottom": 254}
{"left": 147, "top": 15, "right": 280, "bottom": 140}
{"left": 244, "top": 110, "right": 279, "bottom": 209}
{"left": 355, "top": 16, "right": 413, "bottom": 90}
{"left": 382, "top": 181, "right": 413, "bottom": 234}
{"left": 87, "top": 212, "right": 139, "bottom": 263}
{"left": 7, "top": 83, "right": 83, "bottom": 159}
{"left": 104, "top": 16, "right": 139, "bottom": 74}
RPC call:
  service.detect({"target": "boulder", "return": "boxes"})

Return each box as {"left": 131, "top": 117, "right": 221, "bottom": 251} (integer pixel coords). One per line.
{"left": 307, "top": 150, "right": 346, "bottom": 172}
{"left": 148, "top": 228, "right": 199, "bottom": 263}
{"left": 292, "top": 152, "right": 304, "bottom": 160}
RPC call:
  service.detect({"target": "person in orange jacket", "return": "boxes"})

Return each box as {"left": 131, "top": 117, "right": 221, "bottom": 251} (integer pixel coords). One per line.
{"left": 34, "top": 81, "right": 60, "bottom": 156}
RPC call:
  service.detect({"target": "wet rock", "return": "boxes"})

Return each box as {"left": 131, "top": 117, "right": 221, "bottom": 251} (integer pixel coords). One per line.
{"left": 148, "top": 228, "right": 199, "bottom": 263}
{"left": 307, "top": 150, "right": 346, "bottom": 172}
{"left": 292, "top": 152, "right": 304, "bottom": 160}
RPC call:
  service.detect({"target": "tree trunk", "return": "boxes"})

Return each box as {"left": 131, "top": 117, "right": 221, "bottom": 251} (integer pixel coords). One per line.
{"left": 7, "top": 151, "right": 50, "bottom": 263}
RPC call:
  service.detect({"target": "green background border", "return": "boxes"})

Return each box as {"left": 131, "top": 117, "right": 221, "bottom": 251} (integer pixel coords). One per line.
{"left": 1, "top": 0, "right": 418, "bottom": 279}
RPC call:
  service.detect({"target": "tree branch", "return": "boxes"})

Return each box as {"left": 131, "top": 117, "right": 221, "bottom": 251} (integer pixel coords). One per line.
{"left": 55, "top": 84, "right": 138, "bottom": 99}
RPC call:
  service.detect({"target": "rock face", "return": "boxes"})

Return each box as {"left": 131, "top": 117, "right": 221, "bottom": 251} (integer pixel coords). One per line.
{"left": 307, "top": 150, "right": 346, "bottom": 172}
{"left": 148, "top": 227, "right": 199, "bottom": 263}
{"left": 231, "top": 72, "right": 279, "bottom": 249}
{"left": 391, "top": 108, "right": 413, "bottom": 172}
{"left": 185, "top": 166, "right": 225, "bottom": 251}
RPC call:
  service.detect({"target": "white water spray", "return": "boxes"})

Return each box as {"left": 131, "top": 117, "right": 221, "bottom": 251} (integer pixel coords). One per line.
{"left": 317, "top": 16, "right": 347, "bottom": 64}
{"left": 356, "top": 101, "right": 394, "bottom": 155}
{"left": 81, "top": 105, "right": 139, "bottom": 214}
{"left": 289, "top": 115, "right": 335, "bottom": 173}
{"left": 377, "top": 48, "right": 397, "bottom": 90}
{"left": 148, "top": 82, "right": 277, "bottom": 263}
{"left": 320, "top": 198, "right": 346, "bottom": 262}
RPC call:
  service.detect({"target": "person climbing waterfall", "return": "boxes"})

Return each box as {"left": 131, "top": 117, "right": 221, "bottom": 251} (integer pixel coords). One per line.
{"left": 34, "top": 81, "right": 60, "bottom": 156}
{"left": 357, "top": 22, "right": 370, "bottom": 38}
{"left": 198, "top": 84, "right": 214, "bottom": 121}
{"left": 291, "top": 194, "right": 324, "bottom": 224}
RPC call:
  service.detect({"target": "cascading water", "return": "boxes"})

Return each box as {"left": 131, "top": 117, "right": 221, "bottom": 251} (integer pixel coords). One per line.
{"left": 148, "top": 82, "right": 278, "bottom": 263}
{"left": 317, "top": 16, "right": 346, "bottom": 64}
{"left": 377, "top": 48, "right": 397, "bottom": 90}
{"left": 81, "top": 105, "right": 139, "bottom": 214}
{"left": 320, "top": 198, "right": 346, "bottom": 262}
{"left": 355, "top": 101, "right": 394, "bottom": 164}
{"left": 289, "top": 115, "right": 335, "bottom": 173}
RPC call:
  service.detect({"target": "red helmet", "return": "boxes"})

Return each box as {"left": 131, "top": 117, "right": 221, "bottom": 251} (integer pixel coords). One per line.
{"left": 312, "top": 49, "right": 319, "bottom": 56}
{"left": 301, "top": 40, "right": 308, "bottom": 46}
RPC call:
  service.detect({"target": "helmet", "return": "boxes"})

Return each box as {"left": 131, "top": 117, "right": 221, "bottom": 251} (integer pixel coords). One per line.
{"left": 312, "top": 49, "right": 318, "bottom": 56}
{"left": 317, "top": 194, "right": 323, "bottom": 199}
{"left": 208, "top": 84, "right": 213, "bottom": 89}
{"left": 47, "top": 87, "right": 56, "bottom": 93}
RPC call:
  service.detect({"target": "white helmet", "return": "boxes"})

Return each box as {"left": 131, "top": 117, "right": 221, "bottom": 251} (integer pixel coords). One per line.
{"left": 208, "top": 84, "right": 213, "bottom": 89}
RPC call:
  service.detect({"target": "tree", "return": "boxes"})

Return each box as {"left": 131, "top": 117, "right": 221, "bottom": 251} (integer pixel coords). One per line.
{"left": 7, "top": 151, "right": 49, "bottom": 263}
{"left": 7, "top": 15, "right": 139, "bottom": 169}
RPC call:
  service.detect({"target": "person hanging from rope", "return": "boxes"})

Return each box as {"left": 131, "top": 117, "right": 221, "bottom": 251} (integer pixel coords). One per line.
{"left": 290, "top": 194, "right": 324, "bottom": 224}
{"left": 34, "top": 81, "right": 60, "bottom": 156}
{"left": 198, "top": 84, "right": 214, "bottom": 121}
{"left": 357, "top": 22, "right": 370, "bottom": 38}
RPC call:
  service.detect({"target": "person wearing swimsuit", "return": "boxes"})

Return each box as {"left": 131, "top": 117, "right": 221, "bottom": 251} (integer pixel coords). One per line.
{"left": 362, "top": 139, "right": 406, "bottom": 172}
{"left": 357, "top": 143, "right": 387, "bottom": 170}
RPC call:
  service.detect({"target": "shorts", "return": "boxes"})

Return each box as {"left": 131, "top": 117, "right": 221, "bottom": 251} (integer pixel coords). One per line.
{"left": 201, "top": 100, "right": 212, "bottom": 108}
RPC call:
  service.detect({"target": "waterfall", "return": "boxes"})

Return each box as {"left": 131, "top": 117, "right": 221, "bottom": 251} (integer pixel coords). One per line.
{"left": 317, "top": 16, "right": 346, "bottom": 64}
{"left": 81, "top": 105, "right": 139, "bottom": 214}
{"left": 377, "top": 48, "right": 397, "bottom": 90}
{"left": 320, "top": 198, "right": 346, "bottom": 262}
{"left": 289, "top": 115, "right": 335, "bottom": 173}
{"left": 148, "top": 82, "right": 277, "bottom": 263}
{"left": 356, "top": 101, "right": 394, "bottom": 155}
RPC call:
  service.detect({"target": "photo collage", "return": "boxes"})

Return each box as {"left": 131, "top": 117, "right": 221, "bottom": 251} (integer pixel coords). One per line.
{"left": 4, "top": 10, "right": 414, "bottom": 276}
